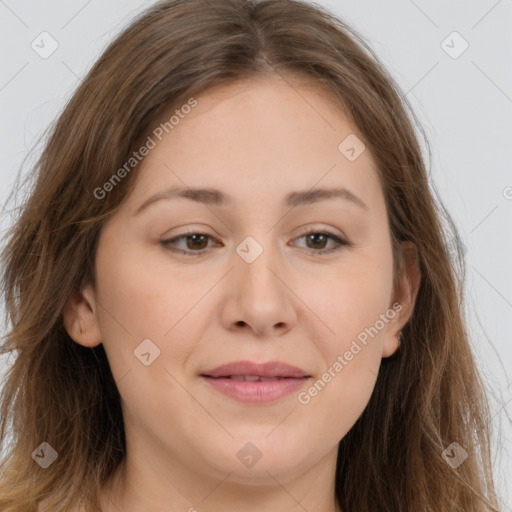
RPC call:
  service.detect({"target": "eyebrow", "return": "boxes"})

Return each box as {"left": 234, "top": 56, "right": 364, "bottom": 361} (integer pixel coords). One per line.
{"left": 133, "top": 185, "right": 368, "bottom": 216}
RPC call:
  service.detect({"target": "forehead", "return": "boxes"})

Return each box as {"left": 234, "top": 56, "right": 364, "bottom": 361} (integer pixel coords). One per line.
{"left": 126, "top": 76, "right": 382, "bottom": 214}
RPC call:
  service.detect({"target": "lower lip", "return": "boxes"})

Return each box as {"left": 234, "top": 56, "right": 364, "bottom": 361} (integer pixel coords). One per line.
{"left": 201, "top": 376, "right": 310, "bottom": 403}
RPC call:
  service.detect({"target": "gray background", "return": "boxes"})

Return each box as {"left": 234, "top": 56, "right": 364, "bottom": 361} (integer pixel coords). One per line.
{"left": 0, "top": 0, "right": 510, "bottom": 509}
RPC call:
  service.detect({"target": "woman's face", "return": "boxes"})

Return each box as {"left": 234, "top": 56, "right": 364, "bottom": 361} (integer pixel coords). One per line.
{"left": 65, "top": 76, "right": 418, "bottom": 495}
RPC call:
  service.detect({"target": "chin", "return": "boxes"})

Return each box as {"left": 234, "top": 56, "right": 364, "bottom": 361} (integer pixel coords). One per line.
{"left": 201, "top": 435, "right": 312, "bottom": 483}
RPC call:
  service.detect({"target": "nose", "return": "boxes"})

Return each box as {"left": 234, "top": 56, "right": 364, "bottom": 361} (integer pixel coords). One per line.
{"left": 220, "top": 246, "right": 297, "bottom": 337}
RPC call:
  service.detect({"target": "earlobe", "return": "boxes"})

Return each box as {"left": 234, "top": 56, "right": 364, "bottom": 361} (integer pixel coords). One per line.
{"left": 62, "top": 283, "right": 102, "bottom": 348}
{"left": 382, "top": 330, "right": 402, "bottom": 358}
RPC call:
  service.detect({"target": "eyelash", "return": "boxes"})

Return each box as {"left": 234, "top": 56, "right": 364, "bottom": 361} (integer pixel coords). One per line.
{"left": 160, "top": 229, "right": 350, "bottom": 256}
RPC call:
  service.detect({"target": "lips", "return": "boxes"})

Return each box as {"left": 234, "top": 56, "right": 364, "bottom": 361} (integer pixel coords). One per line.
{"left": 218, "top": 375, "right": 288, "bottom": 382}
{"left": 201, "top": 360, "right": 310, "bottom": 379}
{"left": 200, "top": 360, "right": 311, "bottom": 404}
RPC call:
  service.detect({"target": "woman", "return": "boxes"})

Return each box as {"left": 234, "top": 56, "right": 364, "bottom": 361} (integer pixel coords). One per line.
{"left": 0, "top": 0, "right": 500, "bottom": 510}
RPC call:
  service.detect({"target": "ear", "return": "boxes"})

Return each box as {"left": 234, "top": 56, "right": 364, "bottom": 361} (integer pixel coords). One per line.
{"left": 382, "top": 241, "right": 421, "bottom": 358}
{"left": 62, "top": 282, "right": 102, "bottom": 348}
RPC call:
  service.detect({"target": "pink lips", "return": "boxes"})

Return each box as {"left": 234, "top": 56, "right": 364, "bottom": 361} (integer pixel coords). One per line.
{"left": 200, "top": 360, "right": 311, "bottom": 403}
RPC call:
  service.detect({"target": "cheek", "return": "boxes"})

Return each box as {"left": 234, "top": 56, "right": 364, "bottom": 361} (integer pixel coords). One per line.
{"left": 306, "top": 246, "right": 394, "bottom": 355}
{"left": 93, "top": 239, "right": 212, "bottom": 382}
{"left": 93, "top": 244, "right": 213, "bottom": 435}
{"left": 96, "top": 231, "right": 213, "bottom": 331}
{"left": 297, "top": 245, "right": 393, "bottom": 428}
{"left": 297, "top": 267, "right": 392, "bottom": 439}
{"left": 298, "top": 347, "right": 381, "bottom": 450}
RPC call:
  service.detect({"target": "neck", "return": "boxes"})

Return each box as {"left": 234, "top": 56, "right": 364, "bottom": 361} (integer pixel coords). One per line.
{"left": 98, "top": 447, "right": 342, "bottom": 512}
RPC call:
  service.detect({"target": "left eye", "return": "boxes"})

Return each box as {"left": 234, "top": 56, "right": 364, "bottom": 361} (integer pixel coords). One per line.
{"left": 161, "top": 230, "right": 349, "bottom": 256}
{"left": 294, "top": 231, "right": 349, "bottom": 254}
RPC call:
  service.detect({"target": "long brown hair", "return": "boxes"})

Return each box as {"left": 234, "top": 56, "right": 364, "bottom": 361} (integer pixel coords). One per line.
{"left": 0, "top": 0, "right": 500, "bottom": 510}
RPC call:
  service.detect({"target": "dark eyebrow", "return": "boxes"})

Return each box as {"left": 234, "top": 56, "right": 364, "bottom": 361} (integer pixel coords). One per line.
{"left": 133, "top": 185, "right": 368, "bottom": 216}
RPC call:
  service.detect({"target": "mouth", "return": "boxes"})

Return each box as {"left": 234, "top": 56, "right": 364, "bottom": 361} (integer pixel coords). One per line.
{"left": 201, "top": 359, "right": 310, "bottom": 379}
{"left": 200, "top": 375, "right": 311, "bottom": 403}
{"left": 200, "top": 360, "right": 311, "bottom": 403}
{"left": 203, "top": 375, "right": 309, "bottom": 381}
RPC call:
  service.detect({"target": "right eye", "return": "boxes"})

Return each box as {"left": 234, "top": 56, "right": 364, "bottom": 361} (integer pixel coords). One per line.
{"left": 160, "top": 231, "right": 220, "bottom": 256}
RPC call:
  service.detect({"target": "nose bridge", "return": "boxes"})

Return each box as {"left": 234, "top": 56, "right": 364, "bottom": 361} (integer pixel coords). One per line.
{"left": 236, "top": 234, "right": 284, "bottom": 302}
{"left": 228, "top": 233, "right": 296, "bottom": 335}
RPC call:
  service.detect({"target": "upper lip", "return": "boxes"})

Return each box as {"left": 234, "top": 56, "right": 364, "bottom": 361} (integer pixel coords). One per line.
{"left": 201, "top": 360, "right": 310, "bottom": 378}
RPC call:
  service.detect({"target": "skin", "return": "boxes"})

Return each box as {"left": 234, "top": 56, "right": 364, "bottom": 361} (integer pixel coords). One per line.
{"left": 63, "top": 75, "right": 421, "bottom": 512}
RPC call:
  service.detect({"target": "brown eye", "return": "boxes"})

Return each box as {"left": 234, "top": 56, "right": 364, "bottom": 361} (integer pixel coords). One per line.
{"left": 184, "top": 234, "right": 209, "bottom": 250}
{"left": 293, "top": 230, "right": 349, "bottom": 255}
{"left": 305, "top": 233, "right": 329, "bottom": 250}
{"left": 161, "top": 232, "right": 217, "bottom": 255}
